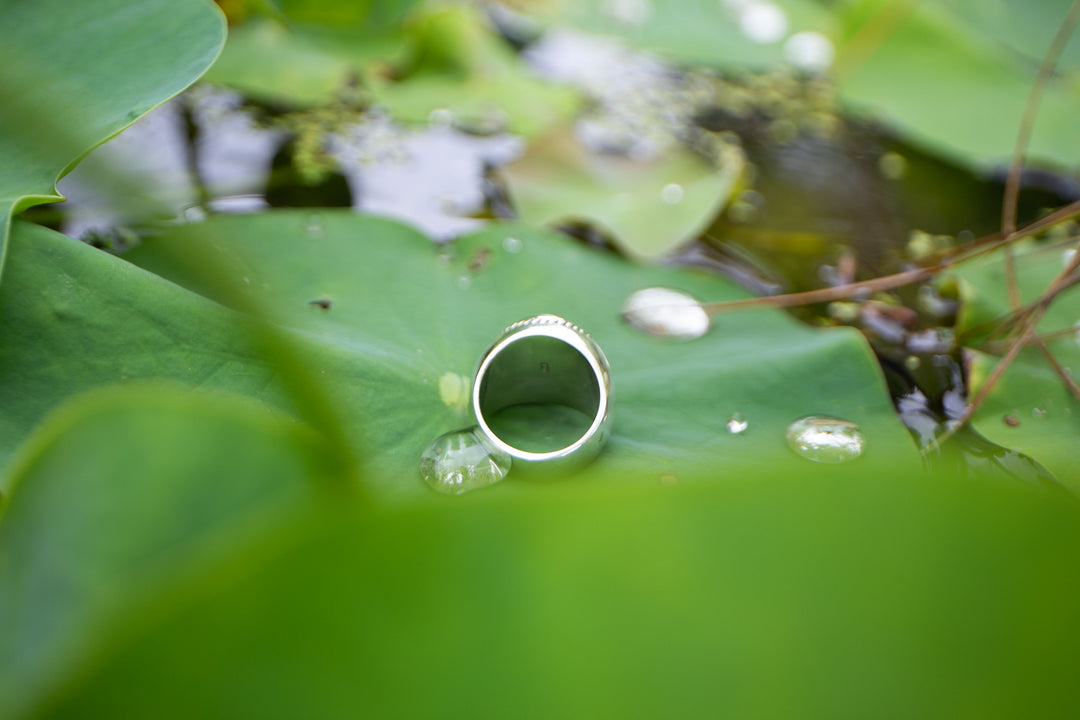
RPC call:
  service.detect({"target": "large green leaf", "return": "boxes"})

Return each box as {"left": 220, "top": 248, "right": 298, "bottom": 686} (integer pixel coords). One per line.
{"left": 951, "top": 241, "right": 1080, "bottom": 487}
{"left": 5, "top": 430, "right": 1080, "bottom": 717}
{"left": 835, "top": 0, "right": 1080, "bottom": 169}
{"left": 0, "top": 384, "right": 334, "bottom": 720}
{"left": 0, "top": 0, "right": 225, "bottom": 285}
{"left": 0, "top": 213, "right": 919, "bottom": 501}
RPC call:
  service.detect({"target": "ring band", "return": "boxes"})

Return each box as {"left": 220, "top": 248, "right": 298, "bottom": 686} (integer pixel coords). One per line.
{"left": 472, "top": 315, "right": 612, "bottom": 471}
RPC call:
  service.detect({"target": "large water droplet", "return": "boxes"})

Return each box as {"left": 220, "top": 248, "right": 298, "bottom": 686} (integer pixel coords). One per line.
{"left": 785, "top": 416, "right": 864, "bottom": 464}
{"left": 622, "top": 287, "right": 710, "bottom": 339}
{"left": 420, "top": 428, "right": 511, "bottom": 496}
{"left": 726, "top": 412, "right": 749, "bottom": 434}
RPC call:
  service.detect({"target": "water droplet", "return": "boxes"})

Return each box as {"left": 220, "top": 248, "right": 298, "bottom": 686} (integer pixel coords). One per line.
{"left": 428, "top": 107, "right": 455, "bottom": 127}
{"left": 420, "top": 428, "right": 511, "bottom": 496}
{"left": 1004, "top": 414, "right": 1020, "bottom": 427}
{"left": 738, "top": 1, "right": 788, "bottom": 44}
{"left": 601, "top": 0, "right": 651, "bottom": 25}
{"left": 661, "top": 183, "right": 684, "bottom": 204}
{"left": 1033, "top": 407, "right": 1047, "bottom": 419}
{"left": 877, "top": 152, "right": 907, "bottom": 180}
{"left": 502, "top": 236, "right": 523, "bottom": 254}
{"left": 622, "top": 287, "right": 710, "bottom": 340}
{"left": 457, "top": 275, "right": 472, "bottom": 290}
{"left": 784, "top": 32, "right": 834, "bottom": 72}
{"left": 785, "top": 416, "right": 864, "bottom": 464}
{"left": 306, "top": 215, "right": 323, "bottom": 235}
{"left": 726, "top": 412, "right": 749, "bottom": 434}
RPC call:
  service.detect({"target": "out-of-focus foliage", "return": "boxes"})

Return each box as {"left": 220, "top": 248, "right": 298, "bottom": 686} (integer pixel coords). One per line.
{"left": 503, "top": 126, "right": 743, "bottom": 259}
{"left": 206, "top": 3, "right": 578, "bottom": 135}
{"left": 0, "top": 0, "right": 225, "bottom": 285}
{"left": 1, "top": 394, "right": 1079, "bottom": 717}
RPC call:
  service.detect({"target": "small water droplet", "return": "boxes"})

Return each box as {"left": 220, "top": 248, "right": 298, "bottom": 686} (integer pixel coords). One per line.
{"left": 622, "top": 287, "right": 710, "bottom": 340}
{"left": 457, "top": 275, "right": 472, "bottom": 290}
{"left": 784, "top": 32, "right": 834, "bottom": 71}
{"left": 502, "top": 236, "right": 523, "bottom": 254}
{"left": 738, "top": 1, "right": 788, "bottom": 44}
{"left": 428, "top": 107, "right": 455, "bottom": 127}
{"left": 877, "top": 152, "right": 908, "bottom": 180}
{"left": 661, "top": 183, "right": 684, "bottom": 204}
{"left": 306, "top": 215, "right": 323, "bottom": 235}
{"left": 1004, "top": 414, "right": 1020, "bottom": 427}
{"left": 785, "top": 416, "right": 864, "bottom": 464}
{"left": 1033, "top": 407, "right": 1047, "bottom": 419}
{"left": 726, "top": 412, "right": 749, "bottom": 434}
{"left": 420, "top": 428, "right": 511, "bottom": 496}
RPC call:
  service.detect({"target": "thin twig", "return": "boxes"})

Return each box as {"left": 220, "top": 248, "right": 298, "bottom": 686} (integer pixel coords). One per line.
{"left": 700, "top": 200, "right": 1080, "bottom": 316}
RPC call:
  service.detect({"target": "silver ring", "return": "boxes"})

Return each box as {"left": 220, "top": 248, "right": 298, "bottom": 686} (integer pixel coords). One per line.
{"left": 472, "top": 314, "right": 612, "bottom": 471}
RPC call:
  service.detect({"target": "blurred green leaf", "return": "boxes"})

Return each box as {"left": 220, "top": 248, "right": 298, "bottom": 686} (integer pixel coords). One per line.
{"left": 206, "top": 4, "right": 579, "bottom": 135}
{"left": 0, "top": 383, "right": 334, "bottom": 720}
{"left": 0, "top": 213, "right": 919, "bottom": 500}
{"left": 7, "top": 452, "right": 1080, "bottom": 717}
{"left": 517, "top": 0, "right": 835, "bottom": 68}
{"left": 835, "top": 0, "right": 1080, "bottom": 169}
{"left": 0, "top": 0, "right": 225, "bottom": 285}
{"left": 951, "top": 240, "right": 1080, "bottom": 486}
{"left": 503, "top": 127, "right": 743, "bottom": 259}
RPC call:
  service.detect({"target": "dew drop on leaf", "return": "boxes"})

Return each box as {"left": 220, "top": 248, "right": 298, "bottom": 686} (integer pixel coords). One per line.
{"left": 661, "top": 183, "right": 684, "bottom": 204}
{"left": 785, "top": 416, "right": 864, "bottom": 464}
{"left": 726, "top": 412, "right": 749, "bottom": 434}
{"left": 420, "top": 428, "right": 512, "bottom": 496}
{"left": 622, "top": 287, "right": 710, "bottom": 339}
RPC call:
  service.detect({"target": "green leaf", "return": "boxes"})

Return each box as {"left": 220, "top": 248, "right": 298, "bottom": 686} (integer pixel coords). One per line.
{"left": 206, "top": 5, "right": 579, "bottom": 136}
{"left": 502, "top": 127, "right": 744, "bottom": 260}
{"left": 835, "top": 0, "right": 1080, "bottom": 169}
{"left": 0, "top": 383, "right": 335, "bottom": 719}
{"left": 0, "top": 213, "right": 919, "bottom": 500}
{"left": 522, "top": 0, "right": 835, "bottom": 69}
{"left": 0, "top": 0, "right": 225, "bottom": 285}
{"left": 10, "top": 459, "right": 1080, "bottom": 717}
{"left": 950, "top": 240, "right": 1080, "bottom": 487}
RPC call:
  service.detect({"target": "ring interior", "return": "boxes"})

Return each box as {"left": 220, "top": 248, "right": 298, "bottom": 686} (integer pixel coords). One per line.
{"left": 477, "top": 335, "right": 601, "bottom": 452}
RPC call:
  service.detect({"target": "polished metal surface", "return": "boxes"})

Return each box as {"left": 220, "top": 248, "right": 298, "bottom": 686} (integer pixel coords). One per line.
{"left": 472, "top": 314, "right": 612, "bottom": 470}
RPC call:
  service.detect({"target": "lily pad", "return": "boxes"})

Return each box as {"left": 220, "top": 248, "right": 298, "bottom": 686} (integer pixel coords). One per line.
{"left": 835, "top": 0, "right": 1080, "bottom": 169}
{"left": 951, "top": 241, "right": 1080, "bottom": 487}
{"left": 0, "top": 0, "right": 225, "bottom": 285}
{"left": 205, "top": 5, "right": 578, "bottom": 136}
{"left": 0, "top": 212, "right": 919, "bottom": 498}
{"left": 502, "top": 127, "right": 744, "bottom": 259}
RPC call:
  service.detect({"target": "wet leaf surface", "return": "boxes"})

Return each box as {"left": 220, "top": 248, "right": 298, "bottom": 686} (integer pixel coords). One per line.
{"left": 0, "top": 213, "right": 919, "bottom": 500}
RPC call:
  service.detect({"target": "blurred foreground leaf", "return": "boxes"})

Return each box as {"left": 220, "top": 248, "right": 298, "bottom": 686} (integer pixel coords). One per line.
{"left": 0, "top": 384, "right": 334, "bottom": 720}
{"left": 0, "top": 0, "right": 225, "bottom": 284}
{"left": 0, "top": 213, "right": 918, "bottom": 499}
{"left": 2, "top": 411, "right": 1079, "bottom": 717}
